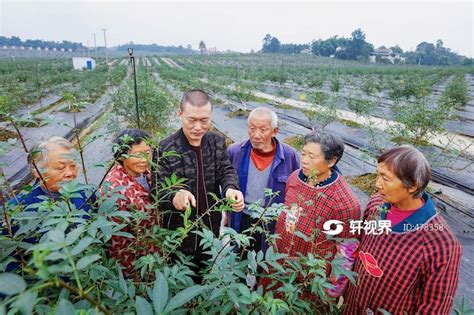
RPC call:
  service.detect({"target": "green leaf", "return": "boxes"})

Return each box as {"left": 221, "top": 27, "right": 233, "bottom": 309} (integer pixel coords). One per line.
{"left": 118, "top": 267, "right": 128, "bottom": 294}
{"left": 56, "top": 299, "right": 75, "bottom": 315}
{"left": 0, "top": 273, "right": 26, "bottom": 295}
{"left": 49, "top": 229, "right": 65, "bottom": 243}
{"left": 65, "top": 226, "right": 85, "bottom": 246}
{"left": 11, "top": 291, "right": 37, "bottom": 314}
{"left": 71, "top": 237, "right": 94, "bottom": 256}
{"left": 135, "top": 296, "right": 153, "bottom": 315}
{"left": 153, "top": 271, "right": 168, "bottom": 314}
{"left": 163, "top": 285, "right": 207, "bottom": 313}
{"left": 44, "top": 252, "right": 66, "bottom": 261}
{"left": 294, "top": 231, "right": 310, "bottom": 242}
{"left": 76, "top": 254, "right": 101, "bottom": 270}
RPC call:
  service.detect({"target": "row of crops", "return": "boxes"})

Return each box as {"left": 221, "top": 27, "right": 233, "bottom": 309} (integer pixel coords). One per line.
{"left": 146, "top": 54, "right": 473, "bottom": 143}
{"left": 124, "top": 54, "right": 473, "bottom": 198}
{"left": 0, "top": 59, "right": 127, "bottom": 117}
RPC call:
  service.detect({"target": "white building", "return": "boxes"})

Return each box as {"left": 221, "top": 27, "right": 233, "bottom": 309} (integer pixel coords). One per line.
{"left": 370, "top": 47, "right": 405, "bottom": 64}
{"left": 72, "top": 57, "right": 96, "bottom": 70}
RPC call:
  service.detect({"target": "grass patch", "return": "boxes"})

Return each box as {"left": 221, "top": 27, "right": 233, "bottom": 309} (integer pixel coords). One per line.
{"left": 0, "top": 127, "right": 17, "bottom": 142}
{"left": 348, "top": 173, "right": 378, "bottom": 195}
{"left": 248, "top": 95, "right": 269, "bottom": 103}
{"left": 274, "top": 103, "right": 294, "bottom": 110}
{"left": 211, "top": 126, "right": 234, "bottom": 146}
{"left": 78, "top": 110, "right": 113, "bottom": 146}
{"left": 283, "top": 135, "right": 304, "bottom": 151}
{"left": 213, "top": 98, "right": 225, "bottom": 105}
{"left": 15, "top": 117, "right": 43, "bottom": 128}
{"left": 340, "top": 119, "right": 362, "bottom": 128}
{"left": 390, "top": 136, "right": 431, "bottom": 147}
{"left": 31, "top": 99, "right": 64, "bottom": 115}
{"left": 227, "top": 109, "right": 251, "bottom": 118}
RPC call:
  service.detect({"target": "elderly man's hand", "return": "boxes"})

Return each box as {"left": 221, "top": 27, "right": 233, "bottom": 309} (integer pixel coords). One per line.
{"left": 225, "top": 188, "right": 245, "bottom": 212}
{"left": 172, "top": 190, "right": 196, "bottom": 211}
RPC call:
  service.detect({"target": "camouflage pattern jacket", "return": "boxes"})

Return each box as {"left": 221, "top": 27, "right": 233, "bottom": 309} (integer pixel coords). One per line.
{"left": 155, "top": 128, "right": 239, "bottom": 257}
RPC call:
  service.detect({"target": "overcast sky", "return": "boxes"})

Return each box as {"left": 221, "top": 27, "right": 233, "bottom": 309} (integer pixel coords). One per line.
{"left": 1, "top": 0, "right": 473, "bottom": 57}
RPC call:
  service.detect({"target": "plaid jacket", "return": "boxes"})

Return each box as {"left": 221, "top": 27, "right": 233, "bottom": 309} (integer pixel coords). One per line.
{"left": 343, "top": 193, "right": 461, "bottom": 315}
{"left": 104, "top": 164, "right": 159, "bottom": 278}
{"left": 275, "top": 170, "right": 361, "bottom": 260}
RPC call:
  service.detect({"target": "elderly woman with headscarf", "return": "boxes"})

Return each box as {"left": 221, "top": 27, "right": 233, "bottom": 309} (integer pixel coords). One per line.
{"left": 103, "top": 128, "right": 159, "bottom": 278}
{"left": 273, "top": 131, "right": 361, "bottom": 299}
{"left": 343, "top": 145, "right": 461, "bottom": 314}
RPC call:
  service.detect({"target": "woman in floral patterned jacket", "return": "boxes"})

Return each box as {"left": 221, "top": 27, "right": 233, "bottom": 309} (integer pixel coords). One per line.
{"left": 104, "top": 128, "right": 159, "bottom": 278}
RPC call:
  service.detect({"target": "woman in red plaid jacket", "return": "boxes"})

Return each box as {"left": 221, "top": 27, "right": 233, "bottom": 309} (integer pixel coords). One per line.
{"left": 343, "top": 145, "right": 461, "bottom": 314}
{"left": 274, "top": 131, "right": 361, "bottom": 300}
{"left": 103, "top": 128, "right": 160, "bottom": 278}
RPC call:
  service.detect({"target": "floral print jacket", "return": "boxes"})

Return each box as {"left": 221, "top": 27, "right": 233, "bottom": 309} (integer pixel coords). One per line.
{"left": 104, "top": 163, "right": 159, "bottom": 278}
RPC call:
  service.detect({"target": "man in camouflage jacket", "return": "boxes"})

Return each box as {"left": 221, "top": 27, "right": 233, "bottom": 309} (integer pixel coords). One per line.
{"left": 154, "top": 89, "right": 244, "bottom": 274}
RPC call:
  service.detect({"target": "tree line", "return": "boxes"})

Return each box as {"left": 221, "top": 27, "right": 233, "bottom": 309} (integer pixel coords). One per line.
{"left": 116, "top": 42, "right": 195, "bottom": 54}
{"left": 261, "top": 30, "right": 472, "bottom": 66}
{"left": 0, "top": 36, "right": 84, "bottom": 51}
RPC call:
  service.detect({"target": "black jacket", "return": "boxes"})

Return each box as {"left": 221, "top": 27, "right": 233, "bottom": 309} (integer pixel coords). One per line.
{"left": 154, "top": 128, "right": 239, "bottom": 256}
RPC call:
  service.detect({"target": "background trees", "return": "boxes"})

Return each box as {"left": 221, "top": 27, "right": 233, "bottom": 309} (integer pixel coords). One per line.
{"left": 262, "top": 29, "right": 469, "bottom": 66}
{"left": 262, "top": 34, "right": 281, "bottom": 53}
{"left": 199, "top": 41, "right": 207, "bottom": 54}
{"left": 0, "top": 36, "right": 84, "bottom": 50}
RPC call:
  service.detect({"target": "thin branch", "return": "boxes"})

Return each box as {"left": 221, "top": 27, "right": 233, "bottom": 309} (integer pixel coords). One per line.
{"left": 73, "top": 111, "right": 89, "bottom": 185}
{"left": 76, "top": 161, "right": 115, "bottom": 211}
{"left": 57, "top": 279, "right": 111, "bottom": 315}
{"left": 8, "top": 116, "right": 53, "bottom": 199}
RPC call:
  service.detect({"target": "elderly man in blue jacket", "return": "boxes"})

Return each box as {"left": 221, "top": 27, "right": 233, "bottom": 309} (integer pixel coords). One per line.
{"left": 228, "top": 107, "right": 299, "bottom": 254}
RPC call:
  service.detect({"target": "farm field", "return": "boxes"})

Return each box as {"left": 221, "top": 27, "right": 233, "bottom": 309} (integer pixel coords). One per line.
{"left": 1, "top": 54, "right": 473, "bottom": 313}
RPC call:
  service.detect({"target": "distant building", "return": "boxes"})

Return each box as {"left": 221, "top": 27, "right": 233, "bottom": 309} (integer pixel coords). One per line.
{"left": 370, "top": 46, "right": 405, "bottom": 64}
{"left": 205, "top": 47, "right": 217, "bottom": 54}
{"left": 72, "top": 57, "right": 96, "bottom": 70}
{"left": 330, "top": 46, "right": 345, "bottom": 58}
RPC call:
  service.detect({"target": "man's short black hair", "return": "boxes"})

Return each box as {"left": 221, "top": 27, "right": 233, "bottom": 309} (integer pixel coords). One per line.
{"left": 179, "top": 89, "right": 212, "bottom": 111}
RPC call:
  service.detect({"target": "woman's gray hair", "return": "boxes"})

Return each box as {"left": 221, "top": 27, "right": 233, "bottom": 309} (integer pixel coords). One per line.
{"left": 378, "top": 145, "right": 431, "bottom": 198}
{"left": 28, "top": 136, "right": 74, "bottom": 168}
{"left": 304, "top": 131, "right": 345, "bottom": 164}
{"left": 248, "top": 107, "right": 278, "bottom": 129}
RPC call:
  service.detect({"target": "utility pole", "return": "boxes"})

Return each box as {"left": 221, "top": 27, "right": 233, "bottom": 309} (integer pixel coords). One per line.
{"left": 128, "top": 48, "right": 140, "bottom": 129}
{"left": 93, "top": 33, "right": 98, "bottom": 61}
{"left": 101, "top": 28, "right": 108, "bottom": 67}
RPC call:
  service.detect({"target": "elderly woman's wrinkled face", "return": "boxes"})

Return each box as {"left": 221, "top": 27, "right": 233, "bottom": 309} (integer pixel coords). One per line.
{"left": 300, "top": 142, "right": 334, "bottom": 181}
{"left": 39, "top": 146, "right": 78, "bottom": 192}
{"left": 122, "top": 141, "right": 152, "bottom": 177}
{"left": 375, "top": 162, "right": 413, "bottom": 205}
